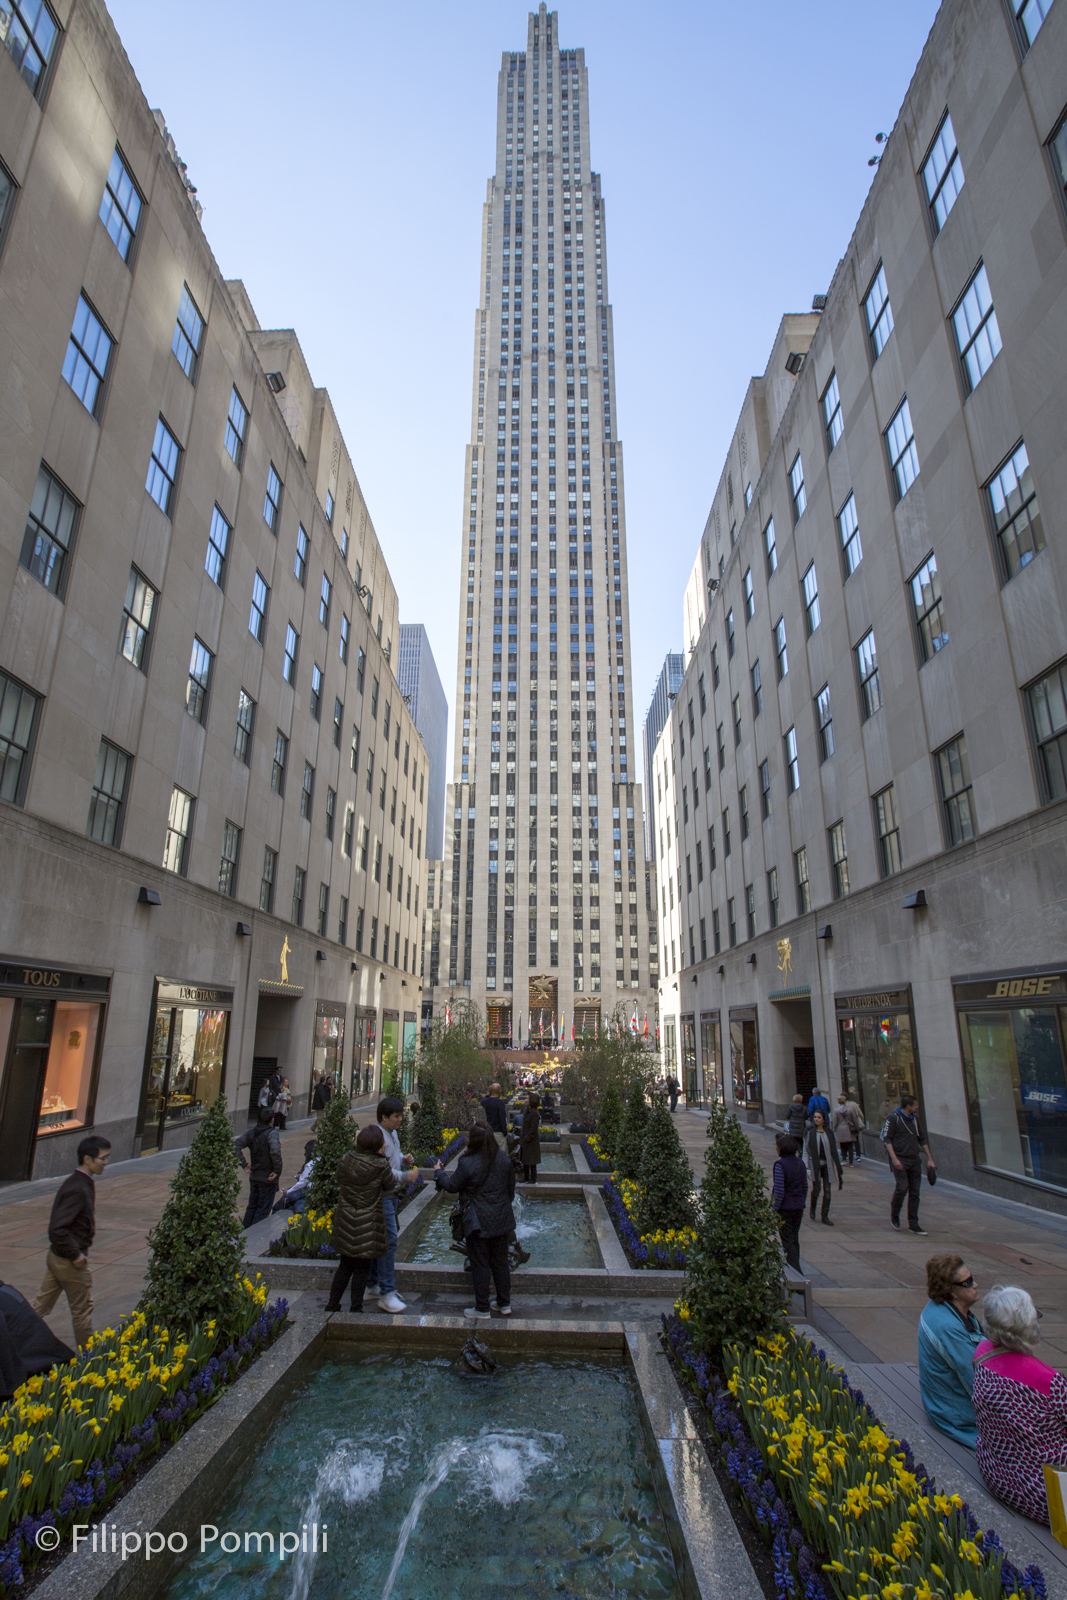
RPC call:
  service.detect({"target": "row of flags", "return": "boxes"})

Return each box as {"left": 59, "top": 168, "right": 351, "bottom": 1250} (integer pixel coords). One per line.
{"left": 440, "top": 1002, "right": 657, "bottom": 1048}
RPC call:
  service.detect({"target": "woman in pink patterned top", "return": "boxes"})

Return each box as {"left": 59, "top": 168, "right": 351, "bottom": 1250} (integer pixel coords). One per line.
{"left": 973, "top": 1283, "right": 1067, "bottom": 1525}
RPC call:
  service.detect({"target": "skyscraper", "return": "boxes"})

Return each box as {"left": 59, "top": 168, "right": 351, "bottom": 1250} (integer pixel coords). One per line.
{"left": 441, "top": 4, "right": 652, "bottom": 1046}
{"left": 398, "top": 623, "right": 448, "bottom": 860}
{"left": 642, "top": 652, "right": 684, "bottom": 859}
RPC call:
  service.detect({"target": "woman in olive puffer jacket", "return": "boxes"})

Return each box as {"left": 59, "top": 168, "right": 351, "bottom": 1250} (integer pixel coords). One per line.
{"left": 325, "top": 1125, "right": 398, "bottom": 1312}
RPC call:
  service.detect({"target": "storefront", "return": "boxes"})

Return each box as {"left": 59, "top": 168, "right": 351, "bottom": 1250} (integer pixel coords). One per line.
{"left": 402, "top": 1011, "right": 418, "bottom": 1093}
{"left": 680, "top": 1013, "right": 697, "bottom": 1103}
{"left": 729, "top": 1007, "right": 762, "bottom": 1118}
{"left": 700, "top": 1011, "right": 723, "bottom": 1107}
{"left": 351, "top": 1007, "right": 377, "bottom": 1100}
{"left": 381, "top": 1008, "right": 400, "bottom": 1093}
{"left": 310, "top": 1000, "right": 346, "bottom": 1111}
{"left": 836, "top": 986, "right": 922, "bottom": 1146}
{"left": 0, "top": 959, "right": 110, "bottom": 1182}
{"left": 662, "top": 1017, "right": 677, "bottom": 1076}
{"left": 140, "top": 979, "right": 232, "bottom": 1155}
{"left": 956, "top": 967, "right": 1067, "bottom": 1195}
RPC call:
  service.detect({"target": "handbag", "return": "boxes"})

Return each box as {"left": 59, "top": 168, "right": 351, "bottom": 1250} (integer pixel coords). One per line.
{"left": 449, "top": 1155, "right": 493, "bottom": 1242}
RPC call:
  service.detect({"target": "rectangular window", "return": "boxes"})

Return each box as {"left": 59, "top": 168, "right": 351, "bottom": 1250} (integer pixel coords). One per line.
{"left": 0, "top": 160, "right": 16, "bottom": 244}
{"left": 99, "top": 147, "right": 141, "bottom": 263}
{"left": 923, "top": 112, "right": 964, "bottom": 233}
{"left": 355, "top": 907, "right": 364, "bottom": 951}
{"left": 319, "top": 574, "right": 331, "bottom": 630}
{"left": 707, "top": 826, "right": 716, "bottom": 871}
{"left": 716, "top": 723, "right": 725, "bottom": 771}
{"left": 936, "top": 734, "right": 977, "bottom": 845}
{"left": 774, "top": 615, "right": 788, "bottom": 681}
{"left": 145, "top": 417, "right": 180, "bottom": 515}
{"left": 696, "top": 840, "right": 704, "bottom": 882}
{"left": 794, "top": 846, "right": 810, "bottom": 914}
{"left": 371, "top": 678, "right": 380, "bottom": 719}
{"left": 325, "top": 489, "right": 334, "bottom": 523}
{"left": 333, "top": 697, "right": 343, "bottom": 748}
{"left": 874, "top": 785, "right": 902, "bottom": 877}
{"left": 342, "top": 807, "right": 354, "bottom": 856}
{"left": 20, "top": 463, "right": 78, "bottom": 597}
{"left": 816, "top": 684, "right": 835, "bottom": 761}
{"left": 727, "top": 897, "right": 737, "bottom": 948}
{"left": 249, "top": 571, "right": 269, "bottom": 642}
{"left": 185, "top": 637, "right": 212, "bottom": 723}
{"left": 726, "top": 609, "right": 735, "bottom": 658}
{"left": 295, "top": 525, "right": 309, "bottom": 586}
{"left": 271, "top": 729, "right": 287, "bottom": 794}
{"left": 759, "top": 759, "right": 771, "bottom": 819}
{"left": 86, "top": 737, "right": 129, "bottom": 845}
{"left": 356, "top": 646, "right": 366, "bottom": 692}
{"left": 856, "top": 629, "right": 882, "bottom": 718}
{"left": 350, "top": 724, "right": 361, "bottom": 774}
{"left": 260, "top": 846, "right": 276, "bottom": 913}
{"left": 746, "top": 884, "right": 756, "bottom": 939}
{"left": 711, "top": 644, "right": 720, "bottom": 689}
{"left": 300, "top": 761, "right": 315, "bottom": 819}
{"left": 374, "top": 840, "right": 382, "bottom": 883}
{"left": 802, "top": 563, "right": 821, "bottom": 634}
{"left": 224, "top": 387, "right": 248, "bottom": 467}
{"left": 768, "top": 867, "right": 780, "bottom": 929}
{"left": 698, "top": 674, "right": 706, "bottom": 714}
{"left": 789, "top": 453, "right": 806, "bottom": 524}
{"left": 359, "top": 824, "right": 369, "bottom": 870}
{"left": 340, "top": 613, "right": 350, "bottom": 663}
{"left": 120, "top": 567, "right": 155, "bottom": 670}
{"left": 732, "top": 694, "right": 742, "bottom": 747}
{"left": 387, "top": 853, "right": 394, "bottom": 893}
{"left": 310, "top": 662, "right": 322, "bottom": 720}
{"left": 263, "top": 464, "right": 282, "bottom": 531}
{"left": 292, "top": 867, "right": 306, "bottom": 927}
{"left": 205, "top": 505, "right": 230, "bottom": 588}
{"left": 703, "top": 746, "right": 712, "bottom": 790}
{"left": 740, "top": 785, "right": 750, "bottom": 840}
{"left": 700, "top": 916, "right": 707, "bottom": 960}
{"left": 338, "top": 895, "right": 349, "bottom": 945}
{"left": 722, "top": 807, "right": 731, "bottom": 858}
{"left": 1027, "top": 658, "right": 1067, "bottom": 800}
{"left": 218, "top": 820, "right": 241, "bottom": 897}
{"left": 63, "top": 294, "right": 112, "bottom": 416}
{"left": 317, "top": 882, "right": 329, "bottom": 938}
{"left": 838, "top": 492, "right": 862, "bottom": 577}
{"left": 325, "top": 786, "right": 336, "bottom": 841}
{"left": 828, "top": 820, "right": 849, "bottom": 899}
{"left": 953, "top": 264, "right": 1002, "bottom": 394}
{"left": 172, "top": 284, "right": 203, "bottom": 381}
{"left": 865, "top": 263, "right": 894, "bottom": 360}
{"left": 370, "top": 916, "right": 378, "bottom": 959}
{"left": 1051, "top": 109, "right": 1067, "bottom": 203}
{"left": 911, "top": 552, "right": 948, "bottom": 661}
{"left": 764, "top": 517, "right": 778, "bottom": 577}
{"left": 235, "top": 689, "right": 255, "bottom": 764}
{"left": 3, "top": 0, "right": 59, "bottom": 97}
{"left": 283, "top": 623, "right": 299, "bottom": 685}
{"left": 1016, "top": 0, "right": 1054, "bottom": 48}
{"left": 713, "top": 907, "right": 721, "bottom": 954}
{"left": 743, "top": 567, "right": 754, "bottom": 620}
{"left": 390, "top": 786, "right": 397, "bottom": 823}
{"left": 366, "top": 751, "right": 374, "bottom": 794}
{"left": 163, "top": 786, "right": 193, "bottom": 876}
{"left": 341, "top": 526, "right": 349, "bottom": 559}
{"left": 784, "top": 726, "right": 800, "bottom": 793}
{"left": 823, "top": 371, "right": 842, "bottom": 452}
{"left": 886, "top": 398, "right": 919, "bottom": 500}
{"left": 988, "top": 442, "right": 1044, "bottom": 580}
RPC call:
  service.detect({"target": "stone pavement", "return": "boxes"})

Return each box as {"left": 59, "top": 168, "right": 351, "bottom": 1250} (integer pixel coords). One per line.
{"left": 672, "top": 1107, "right": 1067, "bottom": 1365}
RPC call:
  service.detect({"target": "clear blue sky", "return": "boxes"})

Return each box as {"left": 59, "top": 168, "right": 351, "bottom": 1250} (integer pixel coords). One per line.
{"left": 107, "top": 0, "right": 939, "bottom": 763}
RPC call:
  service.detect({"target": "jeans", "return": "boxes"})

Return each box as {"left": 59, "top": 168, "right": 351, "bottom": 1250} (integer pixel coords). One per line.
{"left": 891, "top": 1161, "right": 923, "bottom": 1229}
{"left": 777, "top": 1209, "right": 804, "bottom": 1272}
{"left": 243, "top": 1179, "right": 277, "bottom": 1228}
{"left": 669, "top": 1093, "right": 679, "bottom": 1112}
{"left": 467, "top": 1233, "right": 511, "bottom": 1311}
{"left": 809, "top": 1162, "right": 833, "bottom": 1221}
{"left": 366, "top": 1195, "right": 399, "bottom": 1294}
{"left": 326, "top": 1255, "right": 372, "bottom": 1311}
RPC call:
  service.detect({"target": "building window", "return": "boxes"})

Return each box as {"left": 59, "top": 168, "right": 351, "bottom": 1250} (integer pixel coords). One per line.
{"left": 1051, "top": 109, "right": 1067, "bottom": 204}
{"left": 86, "top": 736, "right": 130, "bottom": 845}
{"left": 283, "top": 623, "right": 299, "bottom": 685}
{"left": 218, "top": 821, "right": 241, "bottom": 897}
{"left": 295, "top": 525, "right": 309, "bottom": 586}
{"left": 886, "top": 399, "right": 919, "bottom": 500}
{"left": 722, "top": 807, "right": 731, "bottom": 858}
{"left": 99, "top": 147, "right": 142, "bottom": 263}
{"left": 271, "top": 730, "right": 287, "bottom": 795}
{"left": 333, "top": 697, "right": 343, "bottom": 749}
{"left": 341, "top": 526, "right": 349, "bottom": 559}
{"left": 711, "top": 644, "right": 720, "bottom": 689}
{"left": 300, "top": 761, "right": 315, "bottom": 819}
{"left": 784, "top": 726, "right": 800, "bottom": 793}
{"left": 63, "top": 294, "right": 112, "bottom": 418}
{"left": 249, "top": 571, "right": 269, "bottom": 642}
{"left": 325, "top": 786, "right": 336, "bottom": 841}
{"left": 759, "top": 759, "right": 771, "bottom": 819}
{"left": 743, "top": 567, "right": 754, "bottom": 621}
{"left": 822, "top": 371, "right": 842, "bottom": 452}
{"left": 768, "top": 867, "right": 780, "bottom": 929}
{"left": 700, "top": 916, "right": 707, "bottom": 960}
{"left": 764, "top": 517, "right": 777, "bottom": 577}
{"left": 162, "top": 786, "right": 193, "bottom": 876}
{"left": 911, "top": 553, "right": 948, "bottom": 661}
{"left": 727, "top": 897, "right": 737, "bottom": 948}
{"left": 292, "top": 867, "right": 306, "bottom": 927}
{"left": 338, "top": 895, "right": 348, "bottom": 945}
{"left": 359, "top": 823, "right": 369, "bottom": 870}
{"left": 185, "top": 637, "right": 213, "bottom": 723}
{"left": 740, "top": 786, "right": 750, "bottom": 840}
{"left": 816, "top": 684, "right": 835, "bottom": 761}
{"left": 716, "top": 723, "right": 725, "bottom": 771}
{"left": 698, "top": 674, "right": 706, "bottom": 714}
{"left": 234, "top": 689, "right": 255, "bottom": 764}
{"left": 310, "top": 662, "right": 322, "bottom": 720}
{"left": 3, "top": 0, "right": 59, "bottom": 97}
{"left": 987, "top": 442, "right": 1044, "bottom": 580}
{"left": 355, "top": 907, "right": 364, "bottom": 951}
{"left": 0, "top": 160, "right": 16, "bottom": 241}
{"left": 1016, "top": 0, "right": 1055, "bottom": 47}
{"left": 319, "top": 573, "right": 332, "bottom": 630}
{"left": 726, "top": 609, "right": 735, "bottom": 658}
{"left": 325, "top": 489, "right": 334, "bottom": 523}
{"left": 923, "top": 112, "right": 964, "bottom": 233}
{"left": 874, "top": 785, "right": 902, "bottom": 877}
{"left": 802, "top": 563, "right": 820, "bottom": 634}
{"left": 172, "top": 285, "right": 203, "bottom": 381}
{"left": 120, "top": 567, "right": 155, "bottom": 670}
{"left": 370, "top": 916, "right": 378, "bottom": 958}
{"left": 828, "top": 820, "right": 849, "bottom": 899}
{"left": 732, "top": 694, "right": 742, "bottom": 747}
{"left": 936, "top": 734, "right": 977, "bottom": 845}
{"left": 865, "top": 263, "right": 894, "bottom": 360}
{"left": 696, "top": 840, "right": 704, "bottom": 883}
{"left": 317, "top": 882, "right": 329, "bottom": 937}
{"left": 856, "top": 629, "right": 882, "bottom": 718}
{"left": 374, "top": 840, "right": 382, "bottom": 883}
{"left": 790, "top": 454, "right": 806, "bottom": 524}
{"left": 356, "top": 646, "right": 366, "bottom": 692}
{"left": 1027, "top": 659, "right": 1067, "bottom": 800}
{"left": 204, "top": 506, "right": 230, "bottom": 588}
{"left": 224, "top": 387, "right": 248, "bottom": 467}
{"left": 263, "top": 464, "right": 282, "bottom": 532}
{"left": 712, "top": 907, "right": 721, "bottom": 954}
{"left": 350, "top": 724, "right": 361, "bottom": 774}
{"left": 953, "top": 264, "right": 1002, "bottom": 394}
{"left": 340, "top": 613, "right": 350, "bottom": 664}
{"left": 260, "top": 846, "right": 277, "bottom": 913}
{"left": 746, "top": 884, "right": 756, "bottom": 939}
{"left": 752, "top": 659, "right": 763, "bottom": 718}
{"left": 145, "top": 417, "right": 181, "bottom": 515}
{"left": 794, "top": 846, "right": 810, "bottom": 914}
{"left": 838, "top": 492, "right": 862, "bottom": 577}
{"left": 371, "top": 677, "right": 379, "bottom": 719}
{"left": 774, "top": 615, "right": 788, "bottom": 681}
{"left": 20, "top": 463, "right": 78, "bottom": 597}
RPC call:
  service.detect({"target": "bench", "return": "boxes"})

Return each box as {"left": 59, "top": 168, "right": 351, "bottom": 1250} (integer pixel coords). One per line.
{"left": 784, "top": 1263, "right": 813, "bottom": 1322}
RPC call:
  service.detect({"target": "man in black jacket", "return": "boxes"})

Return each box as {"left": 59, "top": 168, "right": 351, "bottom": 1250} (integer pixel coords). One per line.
{"left": 32, "top": 1134, "right": 111, "bottom": 1348}
{"left": 480, "top": 1083, "right": 509, "bottom": 1146}
{"left": 234, "top": 1109, "right": 283, "bottom": 1227}
{"left": 883, "top": 1094, "right": 936, "bottom": 1235}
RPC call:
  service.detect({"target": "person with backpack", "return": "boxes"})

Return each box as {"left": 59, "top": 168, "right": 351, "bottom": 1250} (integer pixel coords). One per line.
{"left": 234, "top": 1108, "right": 283, "bottom": 1227}
{"left": 771, "top": 1133, "right": 808, "bottom": 1271}
{"left": 786, "top": 1095, "right": 808, "bottom": 1141}
{"left": 883, "top": 1093, "right": 936, "bottom": 1235}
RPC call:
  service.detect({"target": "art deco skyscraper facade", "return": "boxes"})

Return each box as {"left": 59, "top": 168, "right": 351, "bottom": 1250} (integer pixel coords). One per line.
{"left": 442, "top": 4, "right": 653, "bottom": 1043}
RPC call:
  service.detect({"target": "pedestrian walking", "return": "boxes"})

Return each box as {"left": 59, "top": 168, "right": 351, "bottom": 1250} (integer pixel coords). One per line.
{"left": 805, "top": 1110, "right": 843, "bottom": 1226}
{"left": 917, "top": 1254, "right": 983, "bottom": 1447}
{"left": 665, "top": 1073, "right": 680, "bottom": 1113}
{"left": 832, "top": 1094, "right": 857, "bottom": 1166}
{"left": 771, "top": 1133, "right": 807, "bottom": 1271}
{"left": 434, "top": 1123, "right": 516, "bottom": 1319}
{"left": 807, "top": 1086, "right": 831, "bottom": 1123}
{"left": 324, "top": 1125, "right": 398, "bottom": 1313}
{"left": 234, "top": 1108, "right": 283, "bottom": 1227}
{"left": 365, "top": 1096, "right": 414, "bottom": 1313}
{"left": 32, "top": 1135, "right": 111, "bottom": 1348}
{"left": 519, "top": 1092, "right": 542, "bottom": 1182}
{"left": 837, "top": 1092, "right": 865, "bottom": 1161}
{"left": 480, "top": 1082, "right": 509, "bottom": 1147}
{"left": 882, "top": 1093, "right": 936, "bottom": 1235}
{"left": 272, "top": 1075, "right": 292, "bottom": 1130}
{"left": 786, "top": 1094, "right": 807, "bottom": 1142}
{"left": 311, "top": 1072, "right": 331, "bottom": 1130}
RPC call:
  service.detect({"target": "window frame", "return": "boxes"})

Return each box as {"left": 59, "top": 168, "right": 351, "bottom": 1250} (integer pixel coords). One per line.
{"left": 63, "top": 292, "right": 113, "bottom": 419}
{"left": 98, "top": 145, "right": 143, "bottom": 266}
{"left": 235, "top": 689, "right": 256, "bottom": 765}
{"left": 794, "top": 846, "right": 810, "bottom": 915}
{"left": 0, "top": 157, "right": 19, "bottom": 262}
{"left": 935, "top": 733, "right": 978, "bottom": 846}
{"left": 1025, "top": 657, "right": 1067, "bottom": 803}
{"left": 0, "top": 669, "right": 41, "bottom": 807}
{"left": 789, "top": 453, "right": 806, "bottom": 525}
{"left": 856, "top": 629, "right": 882, "bottom": 719}
{"left": 1013, "top": 0, "right": 1055, "bottom": 51}
{"left": 185, "top": 636, "right": 213, "bottom": 724}
{"left": 838, "top": 492, "right": 862, "bottom": 578}
{"left": 218, "top": 820, "right": 242, "bottom": 898}
{"left": 815, "top": 683, "right": 835, "bottom": 762}
{"left": 145, "top": 416, "right": 181, "bottom": 517}
{"left": 985, "top": 440, "right": 1045, "bottom": 583}
{"left": 828, "top": 819, "right": 849, "bottom": 900}
{"left": 20, "top": 461, "right": 79, "bottom": 600}
{"left": 119, "top": 566, "right": 156, "bottom": 673}
{"left": 224, "top": 386, "right": 249, "bottom": 468}
{"left": 764, "top": 517, "right": 778, "bottom": 577}
{"left": 874, "top": 785, "right": 902, "bottom": 878}
{"left": 172, "top": 284, "right": 204, "bottom": 382}
{"left": 802, "top": 562, "right": 821, "bottom": 635}
{"left": 3, "top": 0, "right": 60, "bottom": 100}
{"left": 922, "top": 111, "right": 965, "bottom": 235}
{"left": 271, "top": 729, "right": 288, "bottom": 796}
{"left": 822, "top": 370, "right": 842, "bottom": 453}
{"left": 249, "top": 571, "right": 269, "bottom": 643}
{"left": 864, "top": 262, "right": 894, "bottom": 361}
{"left": 294, "top": 525, "right": 309, "bottom": 586}
{"left": 86, "top": 736, "right": 130, "bottom": 846}
{"left": 910, "top": 552, "right": 948, "bottom": 663}
{"left": 774, "top": 616, "right": 788, "bottom": 681}
{"left": 951, "top": 262, "right": 1002, "bottom": 395}
{"left": 784, "top": 726, "right": 800, "bottom": 794}
{"left": 263, "top": 463, "right": 282, "bottom": 532}
{"left": 260, "top": 846, "right": 277, "bottom": 913}
{"left": 283, "top": 622, "right": 299, "bottom": 686}
{"left": 162, "top": 786, "right": 194, "bottom": 877}
{"left": 886, "top": 398, "right": 919, "bottom": 502}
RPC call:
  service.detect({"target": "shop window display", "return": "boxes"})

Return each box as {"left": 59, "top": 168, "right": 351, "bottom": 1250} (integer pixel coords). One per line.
{"left": 143, "top": 999, "right": 229, "bottom": 1154}
{"left": 958, "top": 977, "right": 1067, "bottom": 1192}
{"left": 838, "top": 1004, "right": 920, "bottom": 1130}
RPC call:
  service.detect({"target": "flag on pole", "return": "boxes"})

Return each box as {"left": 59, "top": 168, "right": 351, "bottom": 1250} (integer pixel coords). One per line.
{"left": 570, "top": 1020, "right": 575, "bottom": 1044}
{"left": 446, "top": 1003, "right": 452, "bottom": 1028}
{"left": 631, "top": 1007, "right": 638, "bottom": 1036}
{"left": 643, "top": 1012, "right": 649, "bottom": 1039}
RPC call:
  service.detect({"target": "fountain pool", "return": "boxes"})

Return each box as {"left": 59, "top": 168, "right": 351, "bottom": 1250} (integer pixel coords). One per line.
{"left": 397, "top": 1191, "right": 601, "bottom": 1269}
{"left": 537, "top": 1148, "right": 576, "bottom": 1171}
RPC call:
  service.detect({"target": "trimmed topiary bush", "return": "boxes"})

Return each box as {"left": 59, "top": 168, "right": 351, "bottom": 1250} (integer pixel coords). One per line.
{"left": 410, "top": 1072, "right": 444, "bottom": 1164}
{"left": 595, "top": 1079, "right": 624, "bottom": 1166}
{"left": 636, "top": 1101, "right": 697, "bottom": 1234}
{"left": 303, "top": 1085, "right": 358, "bottom": 1216}
{"left": 615, "top": 1074, "right": 650, "bottom": 1181}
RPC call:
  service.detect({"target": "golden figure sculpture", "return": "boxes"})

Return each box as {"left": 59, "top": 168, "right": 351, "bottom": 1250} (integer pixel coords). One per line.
{"left": 280, "top": 935, "right": 291, "bottom": 984}
{"left": 777, "top": 937, "right": 793, "bottom": 976}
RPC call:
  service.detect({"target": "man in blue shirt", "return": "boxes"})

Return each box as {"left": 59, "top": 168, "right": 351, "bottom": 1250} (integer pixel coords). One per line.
{"left": 917, "top": 1254, "right": 983, "bottom": 1446}
{"left": 807, "top": 1087, "right": 831, "bottom": 1123}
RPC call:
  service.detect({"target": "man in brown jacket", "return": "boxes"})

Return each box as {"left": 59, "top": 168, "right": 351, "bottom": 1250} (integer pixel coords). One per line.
{"left": 32, "top": 1135, "right": 111, "bottom": 1347}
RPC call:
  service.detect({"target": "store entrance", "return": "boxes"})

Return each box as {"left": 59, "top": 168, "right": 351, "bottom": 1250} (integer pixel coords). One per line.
{"left": 528, "top": 976, "right": 557, "bottom": 1048}
{"left": 140, "top": 981, "right": 232, "bottom": 1155}
{"left": 729, "top": 1009, "right": 763, "bottom": 1120}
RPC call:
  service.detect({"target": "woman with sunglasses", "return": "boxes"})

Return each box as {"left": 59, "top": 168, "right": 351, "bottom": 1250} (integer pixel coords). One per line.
{"left": 917, "top": 1255, "right": 984, "bottom": 1447}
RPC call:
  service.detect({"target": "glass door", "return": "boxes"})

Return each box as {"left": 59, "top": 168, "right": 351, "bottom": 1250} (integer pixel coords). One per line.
{"left": 700, "top": 1014, "right": 723, "bottom": 1105}
{"left": 0, "top": 997, "right": 53, "bottom": 1182}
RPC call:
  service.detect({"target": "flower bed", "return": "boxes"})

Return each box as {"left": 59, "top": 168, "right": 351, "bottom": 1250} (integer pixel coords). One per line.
{"left": 602, "top": 1178, "right": 694, "bottom": 1269}
{"left": 509, "top": 1122, "right": 562, "bottom": 1142}
{"left": 580, "top": 1134, "right": 613, "bottom": 1171}
{"left": 267, "top": 1172, "right": 426, "bottom": 1261}
{"left": 410, "top": 1128, "right": 463, "bottom": 1169}
{"left": 662, "top": 1314, "right": 1046, "bottom": 1600}
{"left": 0, "top": 1281, "right": 287, "bottom": 1593}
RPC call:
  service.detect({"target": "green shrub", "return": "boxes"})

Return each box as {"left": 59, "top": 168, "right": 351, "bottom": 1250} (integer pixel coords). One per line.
{"left": 139, "top": 1096, "right": 246, "bottom": 1337}
{"left": 636, "top": 1101, "right": 697, "bottom": 1234}
{"left": 561, "top": 1012, "right": 648, "bottom": 1127}
{"left": 595, "top": 1079, "right": 624, "bottom": 1165}
{"left": 304, "top": 1087, "right": 358, "bottom": 1215}
{"left": 410, "top": 1072, "right": 444, "bottom": 1164}
{"left": 615, "top": 1073, "right": 650, "bottom": 1181}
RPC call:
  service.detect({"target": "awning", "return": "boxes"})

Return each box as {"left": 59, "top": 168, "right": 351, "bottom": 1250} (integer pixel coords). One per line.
{"left": 258, "top": 980, "right": 305, "bottom": 997}
{"left": 768, "top": 985, "right": 812, "bottom": 1003}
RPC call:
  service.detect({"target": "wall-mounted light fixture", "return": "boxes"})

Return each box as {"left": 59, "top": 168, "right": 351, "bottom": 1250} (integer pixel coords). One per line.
{"left": 746, "top": 952, "right": 757, "bottom": 966}
{"left": 717, "top": 964, "right": 725, "bottom": 976}
{"left": 316, "top": 950, "right": 327, "bottom": 962}
{"left": 350, "top": 962, "right": 360, "bottom": 974}
{"left": 817, "top": 924, "right": 833, "bottom": 941}
{"left": 903, "top": 890, "right": 927, "bottom": 910}
{"left": 137, "top": 887, "right": 161, "bottom": 906}
{"left": 236, "top": 921, "right": 252, "bottom": 937}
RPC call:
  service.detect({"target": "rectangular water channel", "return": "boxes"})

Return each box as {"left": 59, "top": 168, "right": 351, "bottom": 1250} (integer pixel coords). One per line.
{"left": 159, "top": 1344, "right": 684, "bottom": 1600}
{"left": 397, "top": 1190, "right": 602, "bottom": 1270}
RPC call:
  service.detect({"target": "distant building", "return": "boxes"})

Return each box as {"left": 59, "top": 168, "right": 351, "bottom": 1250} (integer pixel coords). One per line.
{"left": 397, "top": 624, "right": 447, "bottom": 861}
{"left": 642, "top": 653, "right": 684, "bottom": 859}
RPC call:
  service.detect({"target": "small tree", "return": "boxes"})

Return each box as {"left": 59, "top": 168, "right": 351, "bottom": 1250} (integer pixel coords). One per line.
{"left": 139, "top": 1096, "right": 245, "bottom": 1338}
{"left": 410, "top": 1072, "right": 443, "bottom": 1164}
{"left": 595, "top": 1079, "right": 624, "bottom": 1166}
{"left": 615, "top": 1073, "right": 651, "bottom": 1181}
{"left": 636, "top": 1101, "right": 697, "bottom": 1234}
{"left": 683, "top": 1109, "right": 785, "bottom": 1361}
{"left": 304, "top": 1088, "right": 358, "bottom": 1216}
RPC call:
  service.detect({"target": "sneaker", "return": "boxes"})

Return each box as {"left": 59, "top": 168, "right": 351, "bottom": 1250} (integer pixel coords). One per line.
{"left": 495, "top": 1303, "right": 513, "bottom": 1316}
{"left": 890, "top": 1217, "right": 901, "bottom": 1230}
{"left": 909, "top": 1227, "right": 929, "bottom": 1236}
{"left": 463, "top": 1307, "right": 491, "bottom": 1320}
{"left": 378, "top": 1292, "right": 407, "bottom": 1313}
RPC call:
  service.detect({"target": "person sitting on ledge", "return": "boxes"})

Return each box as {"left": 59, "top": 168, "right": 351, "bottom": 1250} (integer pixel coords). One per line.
{"left": 973, "top": 1284, "right": 1067, "bottom": 1526}
{"left": 917, "top": 1253, "right": 984, "bottom": 1447}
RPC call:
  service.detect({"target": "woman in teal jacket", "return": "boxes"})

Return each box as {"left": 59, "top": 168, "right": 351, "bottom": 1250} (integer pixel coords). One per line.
{"left": 917, "top": 1254, "right": 984, "bottom": 1447}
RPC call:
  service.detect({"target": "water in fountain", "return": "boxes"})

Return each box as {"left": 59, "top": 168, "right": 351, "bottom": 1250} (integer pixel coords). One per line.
{"left": 400, "top": 1192, "right": 601, "bottom": 1268}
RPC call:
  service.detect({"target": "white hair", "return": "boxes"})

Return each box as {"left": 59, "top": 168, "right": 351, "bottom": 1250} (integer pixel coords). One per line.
{"left": 983, "top": 1284, "right": 1040, "bottom": 1353}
